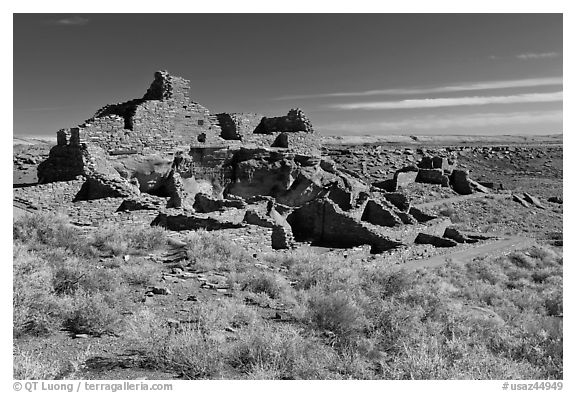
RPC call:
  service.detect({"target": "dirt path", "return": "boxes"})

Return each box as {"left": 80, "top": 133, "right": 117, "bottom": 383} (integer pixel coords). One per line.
{"left": 395, "top": 236, "right": 534, "bottom": 272}
{"left": 413, "top": 191, "right": 511, "bottom": 210}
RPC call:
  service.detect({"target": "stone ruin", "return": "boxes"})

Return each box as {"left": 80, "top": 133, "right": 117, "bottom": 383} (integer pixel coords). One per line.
{"left": 20, "top": 70, "right": 492, "bottom": 254}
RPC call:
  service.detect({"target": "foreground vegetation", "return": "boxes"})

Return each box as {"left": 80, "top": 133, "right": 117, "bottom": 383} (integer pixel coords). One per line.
{"left": 14, "top": 212, "right": 563, "bottom": 379}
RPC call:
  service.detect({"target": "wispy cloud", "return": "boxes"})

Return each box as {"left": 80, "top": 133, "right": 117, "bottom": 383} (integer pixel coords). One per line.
{"left": 516, "top": 52, "right": 560, "bottom": 60}
{"left": 321, "top": 110, "right": 562, "bottom": 134}
{"left": 326, "top": 91, "right": 562, "bottom": 110}
{"left": 275, "top": 77, "right": 562, "bottom": 100}
{"left": 17, "top": 106, "right": 87, "bottom": 112}
{"left": 47, "top": 16, "right": 90, "bottom": 26}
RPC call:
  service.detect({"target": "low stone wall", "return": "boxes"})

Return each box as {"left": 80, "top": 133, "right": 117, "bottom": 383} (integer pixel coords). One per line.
{"left": 216, "top": 113, "right": 263, "bottom": 140}
{"left": 254, "top": 108, "right": 314, "bottom": 134}
{"left": 151, "top": 211, "right": 244, "bottom": 231}
{"left": 288, "top": 198, "right": 403, "bottom": 253}
{"left": 13, "top": 178, "right": 85, "bottom": 211}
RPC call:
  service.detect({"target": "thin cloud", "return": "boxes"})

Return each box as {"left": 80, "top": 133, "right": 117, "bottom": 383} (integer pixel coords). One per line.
{"left": 516, "top": 52, "right": 560, "bottom": 60}
{"left": 327, "top": 91, "right": 563, "bottom": 110}
{"left": 47, "top": 16, "right": 90, "bottom": 26}
{"left": 17, "top": 106, "right": 87, "bottom": 112}
{"left": 275, "top": 77, "right": 562, "bottom": 100}
{"left": 321, "top": 110, "right": 562, "bottom": 134}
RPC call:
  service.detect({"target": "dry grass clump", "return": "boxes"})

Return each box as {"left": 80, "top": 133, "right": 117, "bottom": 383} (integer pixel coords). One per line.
{"left": 241, "top": 271, "right": 291, "bottom": 300}
{"left": 62, "top": 290, "right": 125, "bottom": 336}
{"left": 13, "top": 212, "right": 94, "bottom": 256}
{"left": 13, "top": 213, "right": 141, "bottom": 339}
{"left": 13, "top": 346, "right": 75, "bottom": 380}
{"left": 184, "top": 230, "right": 253, "bottom": 272}
{"left": 91, "top": 224, "right": 168, "bottom": 256}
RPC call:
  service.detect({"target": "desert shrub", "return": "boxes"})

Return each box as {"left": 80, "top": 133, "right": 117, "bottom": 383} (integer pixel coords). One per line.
{"left": 50, "top": 257, "right": 120, "bottom": 295}
{"left": 91, "top": 226, "right": 129, "bottom": 255}
{"left": 508, "top": 252, "right": 536, "bottom": 268}
{"left": 126, "top": 309, "right": 223, "bottom": 379}
{"left": 188, "top": 297, "right": 260, "bottom": 332}
{"left": 90, "top": 224, "right": 167, "bottom": 256}
{"left": 126, "top": 300, "right": 261, "bottom": 379}
{"left": 62, "top": 290, "right": 124, "bottom": 336}
{"left": 526, "top": 246, "right": 561, "bottom": 266}
{"left": 306, "top": 289, "right": 366, "bottom": 340}
{"left": 531, "top": 267, "right": 561, "bottom": 284}
{"left": 465, "top": 258, "right": 508, "bottom": 285}
{"left": 285, "top": 251, "right": 362, "bottom": 293}
{"left": 125, "top": 225, "right": 167, "bottom": 250}
{"left": 361, "top": 268, "right": 419, "bottom": 298}
{"left": 13, "top": 246, "right": 63, "bottom": 337}
{"left": 543, "top": 291, "right": 563, "bottom": 316}
{"left": 185, "top": 231, "right": 252, "bottom": 272}
{"left": 155, "top": 326, "right": 224, "bottom": 379}
{"left": 227, "top": 322, "right": 340, "bottom": 379}
{"left": 13, "top": 212, "right": 94, "bottom": 256}
{"left": 242, "top": 271, "right": 291, "bottom": 299}
{"left": 13, "top": 346, "right": 74, "bottom": 380}
{"left": 119, "top": 259, "right": 162, "bottom": 286}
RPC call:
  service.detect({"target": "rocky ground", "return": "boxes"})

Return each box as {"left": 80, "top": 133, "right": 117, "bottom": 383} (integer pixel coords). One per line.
{"left": 13, "top": 134, "right": 563, "bottom": 380}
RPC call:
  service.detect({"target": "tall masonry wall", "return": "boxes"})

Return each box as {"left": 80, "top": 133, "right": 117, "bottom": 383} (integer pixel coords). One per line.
{"left": 59, "top": 71, "right": 222, "bottom": 155}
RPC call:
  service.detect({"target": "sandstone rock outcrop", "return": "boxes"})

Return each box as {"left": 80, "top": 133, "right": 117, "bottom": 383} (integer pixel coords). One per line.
{"left": 224, "top": 148, "right": 368, "bottom": 208}
{"left": 287, "top": 198, "right": 404, "bottom": 253}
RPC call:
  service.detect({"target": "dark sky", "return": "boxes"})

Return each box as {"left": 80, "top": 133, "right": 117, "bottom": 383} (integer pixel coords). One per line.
{"left": 14, "top": 13, "right": 563, "bottom": 136}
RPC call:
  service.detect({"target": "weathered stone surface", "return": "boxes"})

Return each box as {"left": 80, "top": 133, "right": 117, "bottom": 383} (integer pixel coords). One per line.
{"left": 216, "top": 112, "right": 263, "bottom": 140}
{"left": 415, "top": 233, "right": 458, "bottom": 247}
{"left": 479, "top": 181, "right": 504, "bottom": 190}
{"left": 523, "top": 192, "right": 545, "bottom": 209}
{"left": 243, "top": 209, "right": 276, "bottom": 228}
{"left": 396, "top": 211, "right": 418, "bottom": 225}
{"left": 418, "top": 156, "right": 452, "bottom": 170}
{"left": 432, "top": 156, "right": 451, "bottom": 171}
{"left": 450, "top": 169, "right": 473, "bottom": 195}
{"left": 408, "top": 207, "right": 438, "bottom": 223}
{"left": 416, "top": 169, "right": 445, "bottom": 185}
{"left": 371, "top": 179, "right": 397, "bottom": 192}
{"left": 287, "top": 198, "right": 403, "bottom": 253}
{"left": 271, "top": 132, "right": 289, "bottom": 148}
{"left": 512, "top": 194, "right": 531, "bottom": 208}
{"left": 165, "top": 172, "right": 191, "bottom": 209}
{"left": 151, "top": 211, "right": 244, "bottom": 231}
{"left": 548, "top": 196, "right": 563, "bottom": 204}
{"left": 254, "top": 108, "right": 314, "bottom": 134}
{"left": 469, "top": 179, "right": 491, "bottom": 193}
{"left": 38, "top": 144, "right": 118, "bottom": 184}
{"left": 382, "top": 192, "right": 411, "bottom": 212}
{"left": 74, "top": 173, "right": 139, "bottom": 201}
{"left": 224, "top": 148, "right": 368, "bottom": 207}
{"left": 443, "top": 228, "right": 467, "bottom": 243}
{"left": 14, "top": 177, "right": 86, "bottom": 211}
{"left": 271, "top": 225, "right": 295, "bottom": 250}
{"left": 361, "top": 200, "right": 402, "bottom": 227}
{"left": 117, "top": 195, "right": 165, "bottom": 211}
{"left": 113, "top": 155, "right": 174, "bottom": 194}
{"left": 193, "top": 193, "right": 246, "bottom": 213}
{"left": 393, "top": 167, "right": 419, "bottom": 190}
